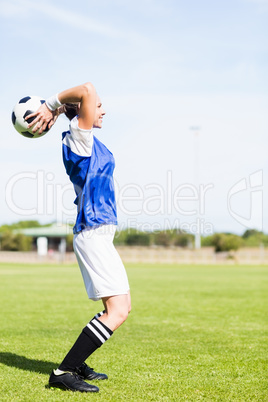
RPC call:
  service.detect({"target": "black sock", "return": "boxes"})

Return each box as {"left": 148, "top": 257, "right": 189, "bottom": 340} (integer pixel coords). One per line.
{"left": 58, "top": 315, "right": 113, "bottom": 372}
{"left": 95, "top": 310, "right": 105, "bottom": 319}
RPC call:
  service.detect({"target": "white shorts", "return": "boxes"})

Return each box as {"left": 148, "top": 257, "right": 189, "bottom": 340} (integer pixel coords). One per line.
{"left": 73, "top": 224, "right": 130, "bottom": 301}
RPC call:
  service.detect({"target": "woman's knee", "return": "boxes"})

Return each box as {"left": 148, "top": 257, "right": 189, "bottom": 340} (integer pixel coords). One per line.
{"left": 116, "top": 305, "right": 129, "bottom": 324}
{"left": 128, "top": 303, "right": 131, "bottom": 315}
{"left": 127, "top": 291, "right": 131, "bottom": 315}
{"left": 101, "top": 294, "right": 130, "bottom": 330}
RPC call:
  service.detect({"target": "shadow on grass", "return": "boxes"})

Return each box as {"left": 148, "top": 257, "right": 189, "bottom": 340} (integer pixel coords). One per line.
{"left": 0, "top": 352, "right": 58, "bottom": 375}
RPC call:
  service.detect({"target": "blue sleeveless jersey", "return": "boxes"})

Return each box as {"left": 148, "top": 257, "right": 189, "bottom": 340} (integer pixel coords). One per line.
{"left": 62, "top": 117, "right": 117, "bottom": 234}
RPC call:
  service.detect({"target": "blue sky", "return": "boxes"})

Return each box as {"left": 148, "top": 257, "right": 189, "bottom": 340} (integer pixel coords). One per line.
{"left": 0, "top": 0, "right": 267, "bottom": 235}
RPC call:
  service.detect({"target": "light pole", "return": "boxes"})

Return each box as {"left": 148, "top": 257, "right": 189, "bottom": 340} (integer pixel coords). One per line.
{"left": 190, "top": 126, "right": 201, "bottom": 249}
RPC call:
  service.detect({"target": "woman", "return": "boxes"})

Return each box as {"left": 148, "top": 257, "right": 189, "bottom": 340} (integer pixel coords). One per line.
{"left": 27, "top": 83, "right": 131, "bottom": 393}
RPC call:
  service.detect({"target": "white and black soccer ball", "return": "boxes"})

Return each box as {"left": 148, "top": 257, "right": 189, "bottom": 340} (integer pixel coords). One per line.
{"left": 11, "top": 96, "right": 50, "bottom": 138}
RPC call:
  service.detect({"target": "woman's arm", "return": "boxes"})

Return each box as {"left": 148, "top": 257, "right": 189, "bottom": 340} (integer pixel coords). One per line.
{"left": 26, "top": 82, "right": 96, "bottom": 134}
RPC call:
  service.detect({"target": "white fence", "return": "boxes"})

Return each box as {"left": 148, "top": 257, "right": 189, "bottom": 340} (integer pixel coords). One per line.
{"left": 0, "top": 247, "right": 267, "bottom": 264}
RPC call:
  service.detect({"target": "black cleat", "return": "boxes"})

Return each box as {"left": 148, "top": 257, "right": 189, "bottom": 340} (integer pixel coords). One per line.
{"left": 48, "top": 370, "right": 99, "bottom": 392}
{"left": 76, "top": 362, "right": 108, "bottom": 380}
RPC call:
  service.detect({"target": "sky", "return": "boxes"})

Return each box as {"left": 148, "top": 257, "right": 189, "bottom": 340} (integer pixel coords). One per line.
{"left": 0, "top": 0, "right": 267, "bottom": 235}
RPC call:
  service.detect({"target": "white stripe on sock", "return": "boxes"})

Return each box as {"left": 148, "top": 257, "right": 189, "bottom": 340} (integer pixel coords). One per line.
{"left": 95, "top": 311, "right": 104, "bottom": 318}
{"left": 91, "top": 318, "right": 111, "bottom": 340}
{"left": 86, "top": 322, "right": 106, "bottom": 344}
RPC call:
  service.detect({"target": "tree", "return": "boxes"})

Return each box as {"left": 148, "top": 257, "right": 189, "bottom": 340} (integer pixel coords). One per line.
{"left": 125, "top": 232, "right": 151, "bottom": 246}
{"left": 0, "top": 221, "right": 42, "bottom": 233}
{"left": 242, "top": 229, "right": 263, "bottom": 239}
{"left": 154, "top": 231, "right": 171, "bottom": 247}
{"left": 113, "top": 229, "right": 131, "bottom": 246}
{"left": 242, "top": 230, "right": 268, "bottom": 247}
{"left": 201, "top": 235, "right": 214, "bottom": 247}
{"left": 174, "top": 233, "right": 193, "bottom": 248}
{"left": 0, "top": 231, "right": 32, "bottom": 251}
{"left": 66, "top": 234, "right": 74, "bottom": 252}
{"left": 211, "top": 233, "right": 242, "bottom": 252}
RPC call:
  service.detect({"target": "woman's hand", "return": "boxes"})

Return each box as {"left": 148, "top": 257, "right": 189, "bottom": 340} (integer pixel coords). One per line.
{"left": 25, "top": 103, "right": 59, "bottom": 134}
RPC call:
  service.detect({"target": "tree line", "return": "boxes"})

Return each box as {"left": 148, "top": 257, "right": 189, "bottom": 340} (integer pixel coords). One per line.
{"left": 0, "top": 221, "right": 267, "bottom": 252}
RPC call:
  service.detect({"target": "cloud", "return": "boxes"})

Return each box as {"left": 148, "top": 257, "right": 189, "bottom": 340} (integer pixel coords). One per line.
{"left": 100, "top": 0, "right": 173, "bottom": 17}
{"left": 1, "top": 0, "right": 146, "bottom": 42}
{"left": 0, "top": 1, "right": 28, "bottom": 17}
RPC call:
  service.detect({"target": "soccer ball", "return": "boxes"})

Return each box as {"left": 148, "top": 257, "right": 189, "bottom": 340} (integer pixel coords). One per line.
{"left": 11, "top": 96, "right": 50, "bottom": 138}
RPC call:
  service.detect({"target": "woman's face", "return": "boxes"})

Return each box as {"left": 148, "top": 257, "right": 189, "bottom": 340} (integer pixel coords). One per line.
{"left": 93, "top": 95, "right": 106, "bottom": 128}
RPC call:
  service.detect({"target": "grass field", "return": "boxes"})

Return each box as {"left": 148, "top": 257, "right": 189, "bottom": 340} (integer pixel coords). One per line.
{"left": 0, "top": 262, "right": 267, "bottom": 401}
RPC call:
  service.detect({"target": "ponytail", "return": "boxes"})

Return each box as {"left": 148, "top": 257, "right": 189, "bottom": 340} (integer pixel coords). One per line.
{"left": 64, "top": 103, "right": 79, "bottom": 121}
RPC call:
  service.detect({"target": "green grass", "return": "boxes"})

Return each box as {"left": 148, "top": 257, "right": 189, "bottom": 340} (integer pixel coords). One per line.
{"left": 0, "top": 262, "right": 267, "bottom": 401}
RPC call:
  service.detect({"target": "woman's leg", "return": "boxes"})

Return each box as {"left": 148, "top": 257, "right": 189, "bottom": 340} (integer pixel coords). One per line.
{"left": 57, "top": 291, "right": 131, "bottom": 373}
{"left": 99, "top": 291, "right": 131, "bottom": 331}
{"left": 49, "top": 291, "right": 130, "bottom": 392}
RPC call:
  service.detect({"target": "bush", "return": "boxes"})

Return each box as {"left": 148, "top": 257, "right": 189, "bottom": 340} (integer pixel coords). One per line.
{"left": 201, "top": 235, "right": 214, "bottom": 247}
{"left": 113, "top": 229, "right": 130, "bottom": 246}
{"left": 211, "top": 233, "right": 242, "bottom": 252}
{"left": 115, "top": 228, "right": 194, "bottom": 248}
{"left": 0, "top": 221, "right": 42, "bottom": 233}
{"left": 66, "top": 234, "right": 74, "bottom": 252}
{"left": 174, "top": 233, "right": 193, "bottom": 248}
{"left": 242, "top": 229, "right": 268, "bottom": 247}
{"left": 0, "top": 231, "right": 32, "bottom": 251}
{"left": 125, "top": 232, "right": 151, "bottom": 246}
{"left": 154, "top": 232, "right": 172, "bottom": 247}
{"left": 242, "top": 229, "right": 262, "bottom": 239}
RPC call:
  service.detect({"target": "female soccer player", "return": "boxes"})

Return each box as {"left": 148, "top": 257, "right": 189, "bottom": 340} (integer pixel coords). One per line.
{"left": 27, "top": 83, "right": 131, "bottom": 393}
